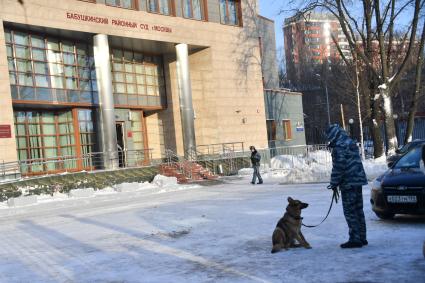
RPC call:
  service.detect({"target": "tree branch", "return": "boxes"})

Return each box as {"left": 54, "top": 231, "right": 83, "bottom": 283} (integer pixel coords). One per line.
{"left": 391, "top": 0, "right": 421, "bottom": 85}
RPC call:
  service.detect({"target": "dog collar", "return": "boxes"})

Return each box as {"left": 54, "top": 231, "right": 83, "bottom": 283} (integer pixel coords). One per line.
{"left": 286, "top": 211, "right": 303, "bottom": 220}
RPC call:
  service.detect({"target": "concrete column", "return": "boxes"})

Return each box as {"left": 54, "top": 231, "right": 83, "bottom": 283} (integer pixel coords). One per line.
{"left": 93, "top": 34, "right": 118, "bottom": 169}
{"left": 175, "top": 43, "right": 196, "bottom": 157}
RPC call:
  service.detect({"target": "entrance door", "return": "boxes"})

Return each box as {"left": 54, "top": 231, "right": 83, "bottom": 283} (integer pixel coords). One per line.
{"left": 115, "top": 122, "right": 125, "bottom": 167}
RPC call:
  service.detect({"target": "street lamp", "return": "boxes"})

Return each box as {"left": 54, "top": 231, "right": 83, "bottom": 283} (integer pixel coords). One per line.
{"left": 315, "top": 73, "right": 331, "bottom": 126}
{"left": 348, "top": 118, "right": 354, "bottom": 138}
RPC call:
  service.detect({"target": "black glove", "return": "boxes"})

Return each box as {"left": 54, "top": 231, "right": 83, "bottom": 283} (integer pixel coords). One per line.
{"left": 327, "top": 184, "right": 336, "bottom": 190}
{"left": 327, "top": 184, "right": 340, "bottom": 203}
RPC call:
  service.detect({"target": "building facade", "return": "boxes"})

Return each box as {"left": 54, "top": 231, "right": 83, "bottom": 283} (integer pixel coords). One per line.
{"left": 0, "top": 0, "right": 268, "bottom": 176}
{"left": 284, "top": 12, "right": 350, "bottom": 83}
{"left": 258, "top": 15, "right": 306, "bottom": 147}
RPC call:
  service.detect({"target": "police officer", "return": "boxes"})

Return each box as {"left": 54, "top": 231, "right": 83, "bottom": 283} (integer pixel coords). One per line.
{"left": 326, "top": 124, "right": 368, "bottom": 248}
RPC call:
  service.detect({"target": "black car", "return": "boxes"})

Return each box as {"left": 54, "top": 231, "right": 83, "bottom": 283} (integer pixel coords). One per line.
{"left": 386, "top": 139, "right": 425, "bottom": 168}
{"left": 371, "top": 144, "right": 425, "bottom": 219}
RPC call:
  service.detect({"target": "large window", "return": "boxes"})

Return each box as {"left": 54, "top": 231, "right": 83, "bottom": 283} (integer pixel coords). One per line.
{"left": 14, "top": 111, "right": 77, "bottom": 173}
{"left": 5, "top": 29, "right": 98, "bottom": 104}
{"left": 147, "top": 0, "right": 173, "bottom": 15}
{"left": 182, "top": 0, "right": 205, "bottom": 20}
{"left": 78, "top": 109, "right": 96, "bottom": 168}
{"left": 14, "top": 110, "right": 96, "bottom": 174}
{"left": 220, "top": 0, "right": 241, "bottom": 26}
{"left": 105, "top": 0, "right": 137, "bottom": 9}
{"left": 111, "top": 49, "right": 165, "bottom": 107}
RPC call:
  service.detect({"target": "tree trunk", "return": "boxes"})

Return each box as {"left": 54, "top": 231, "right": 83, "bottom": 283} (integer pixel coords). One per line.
{"left": 404, "top": 106, "right": 416, "bottom": 144}
{"left": 355, "top": 63, "right": 365, "bottom": 160}
{"left": 362, "top": 83, "right": 384, "bottom": 158}
{"left": 381, "top": 86, "right": 398, "bottom": 155}
{"left": 404, "top": 19, "right": 425, "bottom": 144}
{"left": 371, "top": 94, "right": 385, "bottom": 158}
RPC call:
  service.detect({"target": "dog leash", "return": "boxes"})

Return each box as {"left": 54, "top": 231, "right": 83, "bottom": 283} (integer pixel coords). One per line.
{"left": 302, "top": 188, "right": 339, "bottom": 228}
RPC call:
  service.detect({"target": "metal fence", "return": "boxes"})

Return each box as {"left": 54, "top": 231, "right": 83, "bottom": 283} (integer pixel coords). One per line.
{"left": 1, "top": 142, "right": 366, "bottom": 185}
{"left": 251, "top": 144, "right": 333, "bottom": 183}
{"left": 0, "top": 149, "right": 160, "bottom": 183}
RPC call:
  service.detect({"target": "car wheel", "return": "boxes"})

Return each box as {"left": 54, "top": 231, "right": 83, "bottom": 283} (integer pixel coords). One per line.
{"left": 375, "top": 212, "right": 395, "bottom": 220}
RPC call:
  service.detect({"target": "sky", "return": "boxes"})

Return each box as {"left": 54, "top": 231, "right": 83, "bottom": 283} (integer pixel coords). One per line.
{"left": 259, "top": 0, "right": 288, "bottom": 51}
{"left": 258, "top": 0, "right": 416, "bottom": 54}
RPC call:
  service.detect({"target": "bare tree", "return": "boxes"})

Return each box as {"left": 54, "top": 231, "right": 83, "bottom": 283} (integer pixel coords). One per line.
{"left": 284, "top": 0, "right": 424, "bottom": 157}
{"left": 404, "top": 19, "right": 425, "bottom": 144}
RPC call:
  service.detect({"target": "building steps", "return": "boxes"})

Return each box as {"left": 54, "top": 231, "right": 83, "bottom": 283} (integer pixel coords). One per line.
{"left": 159, "top": 162, "right": 218, "bottom": 184}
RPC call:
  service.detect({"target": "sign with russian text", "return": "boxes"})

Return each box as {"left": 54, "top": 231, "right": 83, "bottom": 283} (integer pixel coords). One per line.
{"left": 0, "top": 125, "right": 12, "bottom": 138}
{"left": 66, "top": 12, "right": 172, "bottom": 33}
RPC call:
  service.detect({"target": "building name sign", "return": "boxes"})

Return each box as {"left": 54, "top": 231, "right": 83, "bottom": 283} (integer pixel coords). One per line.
{"left": 66, "top": 12, "right": 172, "bottom": 33}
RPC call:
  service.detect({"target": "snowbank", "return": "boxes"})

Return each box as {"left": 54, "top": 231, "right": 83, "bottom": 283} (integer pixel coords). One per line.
{"left": 362, "top": 156, "right": 389, "bottom": 180}
{"left": 1, "top": 175, "right": 200, "bottom": 208}
{"left": 239, "top": 150, "right": 388, "bottom": 183}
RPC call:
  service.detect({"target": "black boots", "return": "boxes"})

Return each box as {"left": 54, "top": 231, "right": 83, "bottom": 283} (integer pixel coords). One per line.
{"left": 340, "top": 241, "right": 363, "bottom": 248}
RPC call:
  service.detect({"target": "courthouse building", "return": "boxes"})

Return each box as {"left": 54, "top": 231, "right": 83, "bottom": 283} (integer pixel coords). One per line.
{"left": 0, "top": 0, "right": 273, "bottom": 176}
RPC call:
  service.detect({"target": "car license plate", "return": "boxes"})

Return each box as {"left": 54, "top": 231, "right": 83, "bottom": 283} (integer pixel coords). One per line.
{"left": 387, "top": 195, "right": 417, "bottom": 203}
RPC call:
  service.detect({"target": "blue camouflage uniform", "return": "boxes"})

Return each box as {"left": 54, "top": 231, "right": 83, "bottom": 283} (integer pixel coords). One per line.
{"left": 326, "top": 124, "right": 368, "bottom": 244}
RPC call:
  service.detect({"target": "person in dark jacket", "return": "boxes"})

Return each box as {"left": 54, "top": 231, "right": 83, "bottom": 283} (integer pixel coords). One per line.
{"left": 326, "top": 124, "right": 368, "bottom": 248}
{"left": 250, "top": 146, "right": 263, "bottom": 184}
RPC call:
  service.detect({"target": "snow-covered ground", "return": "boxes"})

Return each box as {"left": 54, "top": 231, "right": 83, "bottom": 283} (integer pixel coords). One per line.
{"left": 0, "top": 175, "right": 423, "bottom": 283}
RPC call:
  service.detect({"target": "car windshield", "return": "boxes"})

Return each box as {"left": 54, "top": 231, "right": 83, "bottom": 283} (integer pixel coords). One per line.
{"left": 393, "top": 146, "right": 423, "bottom": 169}
{"left": 399, "top": 143, "right": 411, "bottom": 154}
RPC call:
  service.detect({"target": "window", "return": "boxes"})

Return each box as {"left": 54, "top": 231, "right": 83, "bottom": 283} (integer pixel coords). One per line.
{"left": 14, "top": 111, "right": 77, "bottom": 173}
{"left": 5, "top": 29, "right": 98, "bottom": 104}
{"left": 78, "top": 109, "right": 96, "bottom": 168}
{"left": 305, "top": 22, "right": 321, "bottom": 27}
{"left": 220, "top": 0, "right": 241, "bottom": 26}
{"left": 266, "top": 120, "right": 276, "bottom": 141}
{"left": 105, "top": 0, "right": 137, "bottom": 9}
{"left": 283, "top": 120, "right": 292, "bottom": 141}
{"left": 147, "top": 0, "right": 173, "bottom": 15}
{"left": 14, "top": 110, "right": 97, "bottom": 174}
{"left": 182, "top": 0, "right": 205, "bottom": 20}
{"left": 304, "top": 29, "right": 319, "bottom": 35}
{"left": 111, "top": 49, "right": 165, "bottom": 107}
{"left": 130, "top": 111, "right": 146, "bottom": 151}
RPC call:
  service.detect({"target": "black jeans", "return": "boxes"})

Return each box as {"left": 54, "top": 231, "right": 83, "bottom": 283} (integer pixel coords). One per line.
{"left": 251, "top": 165, "right": 263, "bottom": 183}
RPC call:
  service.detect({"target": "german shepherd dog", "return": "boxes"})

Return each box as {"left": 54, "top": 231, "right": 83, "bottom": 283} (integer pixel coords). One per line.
{"left": 271, "top": 197, "right": 312, "bottom": 253}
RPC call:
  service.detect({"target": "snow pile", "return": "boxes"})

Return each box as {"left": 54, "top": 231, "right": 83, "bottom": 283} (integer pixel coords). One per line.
{"left": 270, "top": 155, "right": 305, "bottom": 170}
{"left": 152, "top": 175, "right": 178, "bottom": 188}
{"left": 362, "top": 156, "right": 388, "bottom": 180}
{"left": 239, "top": 150, "right": 388, "bottom": 183}
{"left": 2, "top": 175, "right": 200, "bottom": 207}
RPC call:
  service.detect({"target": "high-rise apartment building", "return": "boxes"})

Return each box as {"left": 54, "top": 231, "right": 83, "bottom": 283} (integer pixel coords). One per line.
{"left": 284, "top": 12, "right": 350, "bottom": 83}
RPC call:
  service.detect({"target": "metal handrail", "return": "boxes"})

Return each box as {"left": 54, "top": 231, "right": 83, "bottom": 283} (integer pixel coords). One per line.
{"left": 0, "top": 149, "right": 155, "bottom": 181}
